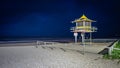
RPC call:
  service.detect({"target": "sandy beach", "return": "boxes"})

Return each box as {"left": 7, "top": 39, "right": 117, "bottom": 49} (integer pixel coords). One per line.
{"left": 0, "top": 41, "right": 120, "bottom": 68}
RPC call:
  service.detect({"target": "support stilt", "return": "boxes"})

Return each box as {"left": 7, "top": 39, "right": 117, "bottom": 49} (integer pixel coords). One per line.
{"left": 81, "top": 32, "right": 85, "bottom": 55}
{"left": 74, "top": 32, "right": 78, "bottom": 43}
{"left": 75, "top": 36, "right": 77, "bottom": 43}
{"left": 90, "top": 32, "right": 92, "bottom": 45}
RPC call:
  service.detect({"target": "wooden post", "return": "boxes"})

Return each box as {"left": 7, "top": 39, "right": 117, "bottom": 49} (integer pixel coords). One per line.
{"left": 109, "top": 47, "right": 112, "bottom": 55}
{"left": 36, "top": 41, "right": 39, "bottom": 48}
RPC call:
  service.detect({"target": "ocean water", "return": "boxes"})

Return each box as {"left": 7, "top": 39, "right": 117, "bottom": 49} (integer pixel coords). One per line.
{"left": 0, "top": 37, "right": 74, "bottom": 44}
{"left": 0, "top": 37, "right": 117, "bottom": 43}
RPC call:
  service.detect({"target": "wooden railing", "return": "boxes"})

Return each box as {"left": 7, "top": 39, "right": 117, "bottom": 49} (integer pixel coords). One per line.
{"left": 108, "top": 40, "right": 120, "bottom": 55}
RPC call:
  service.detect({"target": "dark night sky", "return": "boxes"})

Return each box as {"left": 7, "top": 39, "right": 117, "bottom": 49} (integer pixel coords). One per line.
{"left": 0, "top": 0, "right": 120, "bottom": 38}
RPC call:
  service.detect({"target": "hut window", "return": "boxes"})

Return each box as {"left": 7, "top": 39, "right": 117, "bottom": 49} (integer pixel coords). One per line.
{"left": 77, "top": 23, "right": 83, "bottom": 26}
{"left": 85, "top": 22, "right": 90, "bottom": 26}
